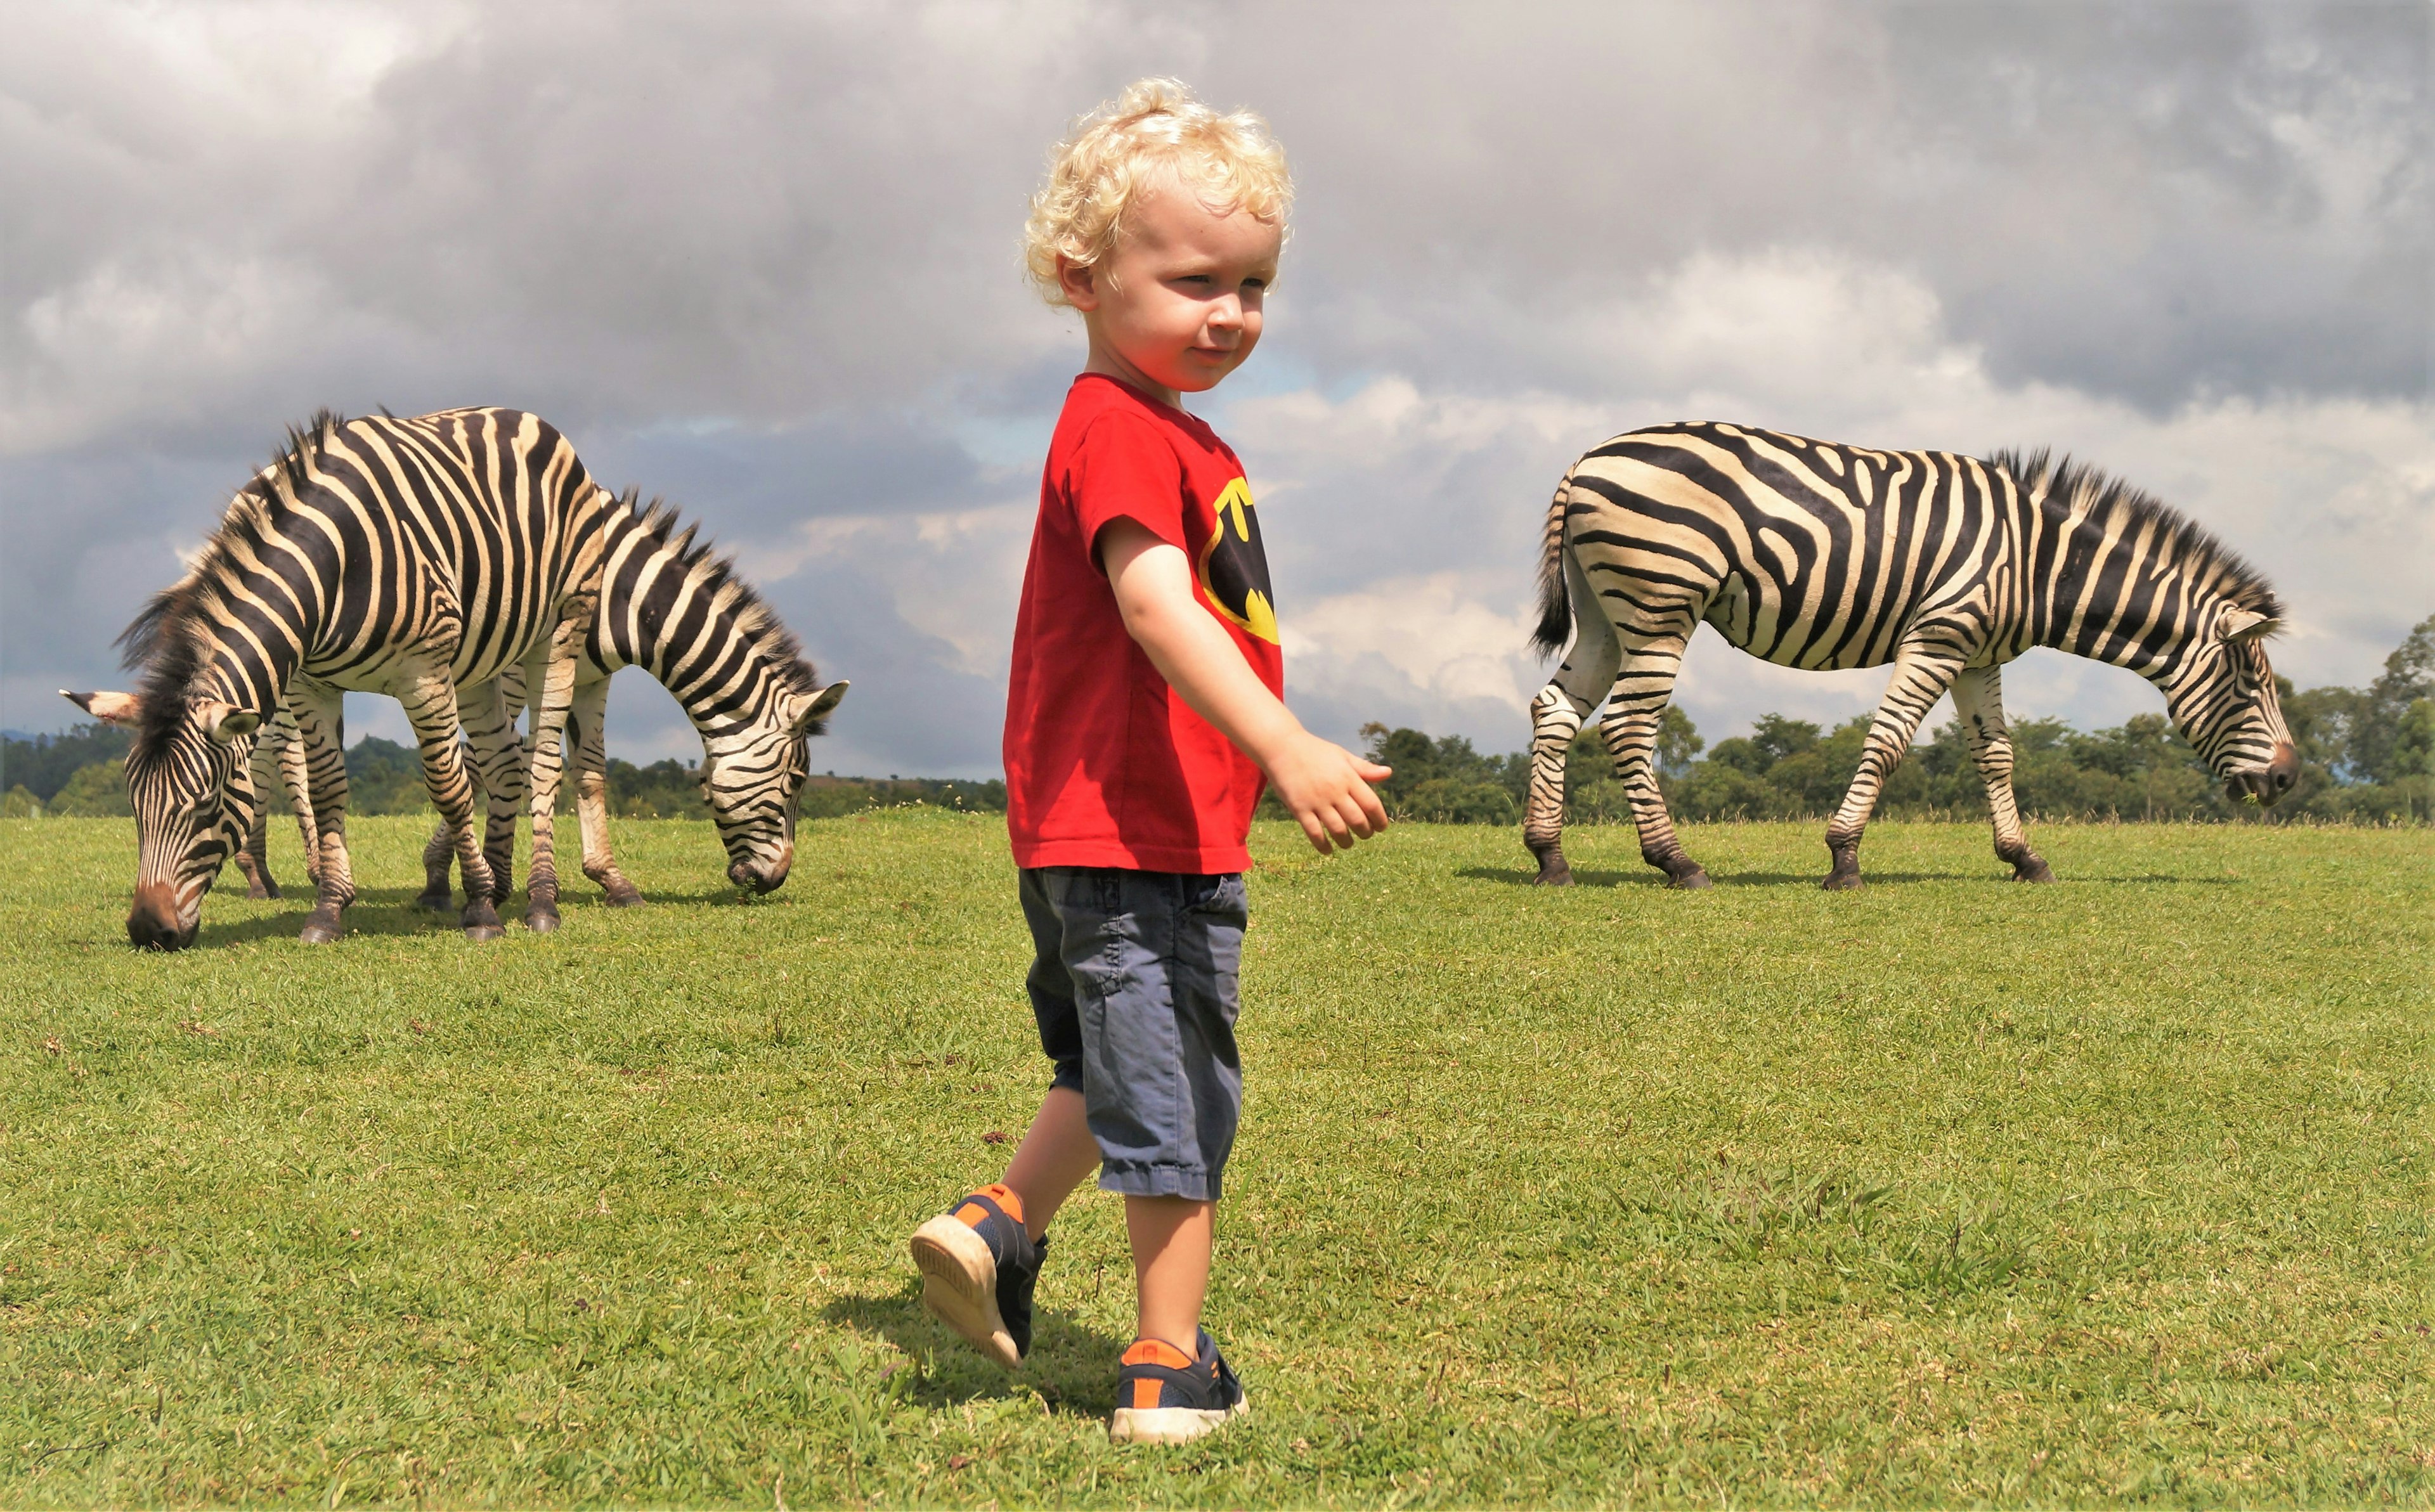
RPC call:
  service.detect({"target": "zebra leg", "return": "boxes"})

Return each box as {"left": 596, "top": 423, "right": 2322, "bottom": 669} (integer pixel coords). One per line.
{"left": 1600, "top": 635, "right": 1710, "bottom": 888}
{"left": 1951, "top": 664, "right": 2053, "bottom": 882}
{"left": 519, "top": 600, "right": 594, "bottom": 932}
{"left": 462, "top": 675, "right": 526, "bottom": 904}
{"left": 1524, "top": 685, "right": 1588, "bottom": 885}
{"left": 273, "top": 702, "right": 320, "bottom": 887}
{"left": 568, "top": 678, "right": 644, "bottom": 905}
{"left": 419, "top": 820, "right": 456, "bottom": 911}
{"left": 235, "top": 737, "right": 278, "bottom": 900}
{"left": 396, "top": 664, "right": 503, "bottom": 941}
{"left": 1523, "top": 553, "right": 1621, "bottom": 886}
{"left": 287, "top": 678, "right": 357, "bottom": 944}
{"left": 1822, "top": 640, "right": 1966, "bottom": 891}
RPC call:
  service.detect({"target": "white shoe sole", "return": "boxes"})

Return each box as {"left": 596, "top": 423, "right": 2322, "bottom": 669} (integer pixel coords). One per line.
{"left": 909, "top": 1215, "right": 1020, "bottom": 1370}
{"left": 1108, "top": 1397, "right": 1249, "bottom": 1445}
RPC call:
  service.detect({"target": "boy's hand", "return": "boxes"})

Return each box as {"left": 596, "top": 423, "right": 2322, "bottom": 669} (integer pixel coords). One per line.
{"left": 1264, "top": 732, "right": 1391, "bottom": 855}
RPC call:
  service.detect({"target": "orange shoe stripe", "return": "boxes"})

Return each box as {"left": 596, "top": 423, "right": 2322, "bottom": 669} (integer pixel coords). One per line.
{"left": 1131, "top": 1377, "right": 1164, "bottom": 1411}
{"left": 977, "top": 1182, "right": 1025, "bottom": 1225}
{"left": 1120, "top": 1338, "right": 1194, "bottom": 1369}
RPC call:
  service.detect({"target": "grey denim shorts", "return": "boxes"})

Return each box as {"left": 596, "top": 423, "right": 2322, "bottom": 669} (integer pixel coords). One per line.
{"left": 1018, "top": 866, "right": 1247, "bottom": 1203}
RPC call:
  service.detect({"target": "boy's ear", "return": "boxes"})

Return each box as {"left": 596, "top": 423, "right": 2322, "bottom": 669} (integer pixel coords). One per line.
{"left": 1057, "top": 254, "right": 1100, "bottom": 311}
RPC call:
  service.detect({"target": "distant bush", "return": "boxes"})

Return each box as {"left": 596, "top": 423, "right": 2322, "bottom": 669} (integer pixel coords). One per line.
{"left": 2, "top": 721, "right": 132, "bottom": 803}
{"left": 48, "top": 759, "right": 131, "bottom": 817}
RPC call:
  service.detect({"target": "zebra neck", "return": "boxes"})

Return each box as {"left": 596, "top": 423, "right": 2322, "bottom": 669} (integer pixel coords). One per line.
{"left": 612, "top": 545, "right": 792, "bottom": 738}
{"left": 192, "top": 608, "right": 304, "bottom": 723}
{"left": 2029, "top": 507, "right": 2204, "bottom": 681}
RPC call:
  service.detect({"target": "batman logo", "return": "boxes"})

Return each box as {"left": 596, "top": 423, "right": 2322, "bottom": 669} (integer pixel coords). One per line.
{"left": 1197, "top": 477, "right": 1278, "bottom": 643}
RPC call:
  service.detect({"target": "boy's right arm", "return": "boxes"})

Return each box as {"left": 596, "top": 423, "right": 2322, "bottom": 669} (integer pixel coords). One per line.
{"left": 1099, "top": 518, "right": 1389, "bottom": 855}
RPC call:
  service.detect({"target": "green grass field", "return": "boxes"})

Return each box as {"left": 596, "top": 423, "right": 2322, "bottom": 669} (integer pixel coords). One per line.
{"left": 1, "top": 811, "right": 2429, "bottom": 1507}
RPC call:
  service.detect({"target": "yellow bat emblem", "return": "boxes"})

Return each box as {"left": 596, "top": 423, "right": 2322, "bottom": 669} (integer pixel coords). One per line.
{"left": 1197, "top": 477, "right": 1278, "bottom": 643}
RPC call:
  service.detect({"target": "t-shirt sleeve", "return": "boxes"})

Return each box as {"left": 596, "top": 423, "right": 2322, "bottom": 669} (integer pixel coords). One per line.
{"left": 1065, "top": 411, "right": 1188, "bottom": 573}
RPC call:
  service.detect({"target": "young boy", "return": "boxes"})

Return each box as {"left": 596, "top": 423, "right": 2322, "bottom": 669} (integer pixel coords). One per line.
{"left": 908, "top": 79, "right": 1390, "bottom": 1446}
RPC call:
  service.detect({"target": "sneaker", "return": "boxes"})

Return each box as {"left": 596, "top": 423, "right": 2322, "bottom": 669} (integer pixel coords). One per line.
{"left": 908, "top": 1184, "right": 1044, "bottom": 1369}
{"left": 1108, "top": 1329, "right": 1248, "bottom": 1445}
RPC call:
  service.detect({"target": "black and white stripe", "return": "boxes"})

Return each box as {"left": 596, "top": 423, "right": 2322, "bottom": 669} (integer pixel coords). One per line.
{"left": 1524, "top": 422, "right": 2297, "bottom": 889}
{"left": 97, "top": 408, "right": 611, "bottom": 948}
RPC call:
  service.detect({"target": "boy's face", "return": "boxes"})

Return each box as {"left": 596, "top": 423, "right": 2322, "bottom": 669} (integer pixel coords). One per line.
{"left": 1061, "top": 169, "right": 1282, "bottom": 401}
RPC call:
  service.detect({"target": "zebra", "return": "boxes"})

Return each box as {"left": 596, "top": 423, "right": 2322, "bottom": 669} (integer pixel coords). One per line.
{"left": 82, "top": 489, "right": 850, "bottom": 934}
{"left": 80, "top": 408, "right": 612, "bottom": 950}
{"left": 408, "top": 493, "right": 850, "bottom": 919}
{"left": 1523, "top": 422, "right": 2298, "bottom": 891}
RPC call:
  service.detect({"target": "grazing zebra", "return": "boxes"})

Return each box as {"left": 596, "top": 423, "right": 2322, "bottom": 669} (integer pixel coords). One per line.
{"left": 411, "top": 493, "right": 850, "bottom": 918}
{"left": 81, "top": 408, "right": 611, "bottom": 950}
{"left": 1524, "top": 422, "right": 2297, "bottom": 890}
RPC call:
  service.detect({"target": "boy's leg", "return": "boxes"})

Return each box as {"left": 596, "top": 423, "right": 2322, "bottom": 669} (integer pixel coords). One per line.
{"left": 1062, "top": 869, "right": 1245, "bottom": 1445}
{"left": 1129, "top": 1195, "right": 1212, "bottom": 1354}
{"left": 909, "top": 869, "right": 1096, "bottom": 1368}
{"left": 1004, "top": 1086, "right": 1100, "bottom": 1240}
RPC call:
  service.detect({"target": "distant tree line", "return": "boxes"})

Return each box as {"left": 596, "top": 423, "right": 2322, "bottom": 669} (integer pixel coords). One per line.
{"left": 1325, "top": 612, "right": 2435, "bottom": 827}
{"left": 12, "top": 614, "right": 2427, "bottom": 825}
{"left": 3, "top": 727, "right": 1007, "bottom": 820}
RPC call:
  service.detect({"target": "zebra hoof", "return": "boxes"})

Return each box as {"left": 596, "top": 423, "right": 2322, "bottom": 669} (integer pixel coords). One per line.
{"left": 1670, "top": 868, "right": 1713, "bottom": 890}
{"left": 1526, "top": 844, "right": 1571, "bottom": 886}
{"left": 525, "top": 904, "right": 561, "bottom": 933}
{"left": 298, "top": 917, "right": 342, "bottom": 945}
{"left": 415, "top": 888, "right": 454, "bottom": 913}
{"left": 2012, "top": 857, "right": 2056, "bottom": 883}
{"left": 1822, "top": 870, "right": 1864, "bottom": 892}
{"left": 464, "top": 923, "right": 505, "bottom": 943}
{"left": 603, "top": 884, "right": 646, "bottom": 908}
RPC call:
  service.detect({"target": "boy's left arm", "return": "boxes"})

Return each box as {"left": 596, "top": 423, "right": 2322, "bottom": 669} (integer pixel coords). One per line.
{"left": 1099, "top": 518, "right": 1389, "bottom": 854}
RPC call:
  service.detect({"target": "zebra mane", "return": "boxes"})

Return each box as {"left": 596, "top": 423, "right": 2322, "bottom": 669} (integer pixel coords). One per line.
{"left": 1987, "top": 448, "right": 2284, "bottom": 622}
{"left": 116, "top": 411, "right": 353, "bottom": 761}
{"left": 620, "top": 489, "right": 826, "bottom": 702}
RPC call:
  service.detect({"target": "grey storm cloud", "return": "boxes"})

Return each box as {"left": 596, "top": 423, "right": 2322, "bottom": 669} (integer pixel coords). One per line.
{"left": 4, "top": 0, "right": 2429, "bottom": 774}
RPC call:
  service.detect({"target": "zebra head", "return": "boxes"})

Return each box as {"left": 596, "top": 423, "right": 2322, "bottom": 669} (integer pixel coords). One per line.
{"left": 63, "top": 688, "right": 261, "bottom": 949}
{"left": 699, "top": 678, "right": 850, "bottom": 893}
{"left": 2155, "top": 604, "right": 2299, "bottom": 806}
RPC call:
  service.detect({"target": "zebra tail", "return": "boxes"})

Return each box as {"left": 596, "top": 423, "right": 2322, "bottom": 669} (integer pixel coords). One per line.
{"left": 1529, "top": 463, "right": 1578, "bottom": 659}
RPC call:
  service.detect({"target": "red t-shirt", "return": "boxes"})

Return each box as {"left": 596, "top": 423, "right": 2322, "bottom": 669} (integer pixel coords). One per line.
{"left": 1004, "top": 374, "right": 1283, "bottom": 873}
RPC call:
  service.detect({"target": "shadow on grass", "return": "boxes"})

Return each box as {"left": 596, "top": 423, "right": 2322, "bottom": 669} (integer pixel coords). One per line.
{"left": 179, "top": 881, "right": 781, "bottom": 949}
{"left": 1454, "top": 865, "right": 1981, "bottom": 888}
{"left": 1457, "top": 865, "right": 2240, "bottom": 889}
{"left": 822, "top": 1282, "right": 1126, "bottom": 1417}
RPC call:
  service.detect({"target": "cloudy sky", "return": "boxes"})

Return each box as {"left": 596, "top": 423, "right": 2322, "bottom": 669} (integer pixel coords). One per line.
{"left": 5, "top": 0, "right": 2430, "bottom": 777}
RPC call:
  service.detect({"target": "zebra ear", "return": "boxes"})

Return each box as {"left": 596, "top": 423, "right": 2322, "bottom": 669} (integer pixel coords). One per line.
{"left": 197, "top": 699, "right": 261, "bottom": 745}
{"left": 792, "top": 680, "right": 848, "bottom": 734}
{"left": 62, "top": 688, "right": 143, "bottom": 727}
{"left": 2218, "top": 608, "right": 2278, "bottom": 643}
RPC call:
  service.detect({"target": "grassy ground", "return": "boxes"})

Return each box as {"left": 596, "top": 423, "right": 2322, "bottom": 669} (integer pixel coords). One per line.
{"left": 0, "top": 811, "right": 2428, "bottom": 1507}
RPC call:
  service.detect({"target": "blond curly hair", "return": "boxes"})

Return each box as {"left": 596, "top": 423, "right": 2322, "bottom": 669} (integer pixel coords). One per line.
{"left": 1023, "top": 77, "right": 1292, "bottom": 307}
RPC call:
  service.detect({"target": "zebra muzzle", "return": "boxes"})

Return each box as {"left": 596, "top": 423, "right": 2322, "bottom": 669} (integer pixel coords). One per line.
{"left": 127, "top": 882, "right": 196, "bottom": 952}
